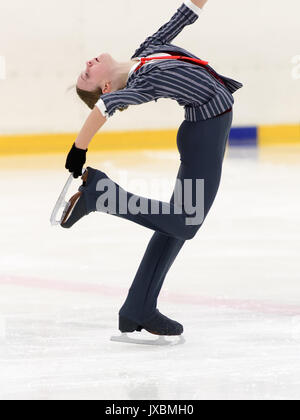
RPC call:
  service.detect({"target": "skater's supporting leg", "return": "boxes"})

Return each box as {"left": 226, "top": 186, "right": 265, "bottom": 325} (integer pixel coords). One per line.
{"left": 119, "top": 231, "right": 185, "bottom": 324}
{"left": 118, "top": 111, "right": 233, "bottom": 324}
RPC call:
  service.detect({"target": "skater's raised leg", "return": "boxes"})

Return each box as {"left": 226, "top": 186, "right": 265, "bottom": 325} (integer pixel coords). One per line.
{"left": 61, "top": 112, "right": 232, "bottom": 242}
{"left": 61, "top": 165, "right": 202, "bottom": 241}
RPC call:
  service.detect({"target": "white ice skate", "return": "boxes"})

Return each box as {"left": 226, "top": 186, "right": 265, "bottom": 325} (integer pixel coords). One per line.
{"left": 110, "top": 332, "right": 185, "bottom": 346}
{"left": 50, "top": 169, "right": 86, "bottom": 226}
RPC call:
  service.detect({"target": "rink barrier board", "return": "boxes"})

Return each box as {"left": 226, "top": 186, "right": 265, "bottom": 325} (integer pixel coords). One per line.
{"left": 258, "top": 124, "right": 300, "bottom": 146}
{"left": 228, "top": 127, "right": 257, "bottom": 147}
{"left": 0, "top": 124, "right": 299, "bottom": 155}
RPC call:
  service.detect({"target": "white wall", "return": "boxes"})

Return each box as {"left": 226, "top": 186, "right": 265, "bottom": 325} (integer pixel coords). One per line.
{"left": 0, "top": 0, "right": 299, "bottom": 134}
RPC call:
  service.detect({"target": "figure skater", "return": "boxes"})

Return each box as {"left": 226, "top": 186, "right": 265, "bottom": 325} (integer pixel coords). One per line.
{"left": 62, "top": 0, "right": 243, "bottom": 337}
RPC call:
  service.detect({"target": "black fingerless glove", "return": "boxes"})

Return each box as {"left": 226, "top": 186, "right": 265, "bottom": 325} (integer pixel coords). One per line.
{"left": 65, "top": 143, "right": 87, "bottom": 178}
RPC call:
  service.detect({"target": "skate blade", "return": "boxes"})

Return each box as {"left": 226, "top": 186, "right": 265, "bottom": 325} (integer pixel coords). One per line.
{"left": 50, "top": 169, "right": 86, "bottom": 226}
{"left": 50, "top": 174, "right": 74, "bottom": 226}
{"left": 110, "top": 333, "right": 185, "bottom": 346}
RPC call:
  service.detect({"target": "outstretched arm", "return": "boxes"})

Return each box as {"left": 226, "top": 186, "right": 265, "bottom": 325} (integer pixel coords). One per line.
{"left": 75, "top": 107, "right": 106, "bottom": 150}
{"left": 65, "top": 79, "right": 155, "bottom": 177}
{"left": 132, "top": 0, "right": 208, "bottom": 55}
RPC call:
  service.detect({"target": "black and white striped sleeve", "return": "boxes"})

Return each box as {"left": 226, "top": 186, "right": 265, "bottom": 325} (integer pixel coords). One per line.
{"left": 95, "top": 79, "right": 155, "bottom": 119}
{"left": 133, "top": 1, "right": 202, "bottom": 53}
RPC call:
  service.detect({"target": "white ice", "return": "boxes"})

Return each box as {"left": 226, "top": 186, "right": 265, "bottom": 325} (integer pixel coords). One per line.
{"left": 0, "top": 146, "right": 300, "bottom": 400}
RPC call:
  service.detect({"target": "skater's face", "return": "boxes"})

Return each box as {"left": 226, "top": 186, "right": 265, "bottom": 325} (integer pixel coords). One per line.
{"left": 76, "top": 53, "right": 115, "bottom": 93}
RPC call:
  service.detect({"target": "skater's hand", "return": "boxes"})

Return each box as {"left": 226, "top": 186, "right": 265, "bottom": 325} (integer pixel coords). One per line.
{"left": 65, "top": 143, "right": 87, "bottom": 178}
{"left": 191, "top": 0, "right": 208, "bottom": 9}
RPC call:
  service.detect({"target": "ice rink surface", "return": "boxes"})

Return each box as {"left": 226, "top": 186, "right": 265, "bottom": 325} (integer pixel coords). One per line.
{"left": 0, "top": 145, "right": 300, "bottom": 400}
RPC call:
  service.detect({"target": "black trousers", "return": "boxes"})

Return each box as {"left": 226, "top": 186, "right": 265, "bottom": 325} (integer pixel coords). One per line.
{"left": 85, "top": 110, "right": 233, "bottom": 324}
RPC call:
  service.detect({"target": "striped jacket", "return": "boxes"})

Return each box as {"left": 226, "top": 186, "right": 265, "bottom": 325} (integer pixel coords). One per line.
{"left": 96, "top": 0, "right": 243, "bottom": 122}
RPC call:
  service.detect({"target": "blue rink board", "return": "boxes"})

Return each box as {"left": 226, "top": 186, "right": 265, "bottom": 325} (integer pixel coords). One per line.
{"left": 229, "top": 127, "right": 257, "bottom": 146}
